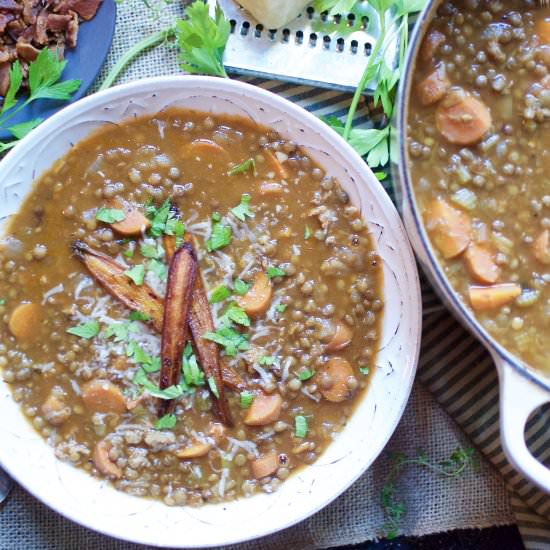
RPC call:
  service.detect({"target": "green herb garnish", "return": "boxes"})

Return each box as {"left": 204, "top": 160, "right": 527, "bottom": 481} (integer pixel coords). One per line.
{"left": 233, "top": 279, "right": 250, "bottom": 296}
{"left": 380, "top": 447, "right": 476, "bottom": 539}
{"left": 206, "top": 214, "right": 232, "bottom": 252}
{"left": 123, "top": 244, "right": 135, "bottom": 259}
{"left": 231, "top": 193, "right": 253, "bottom": 222}
{"left": 129, "top": 311, "right": 151, "bottom": 322}
{"left": 208, "top": 376, "right": 220, "bottom": 398}
{"left": 298, "top": 368, "right": 315, "bottom": 381}
{"left": 276, "top": 304, "right": 287, "bottom": 314}
{"left": 133, "top": 368, "right": 188, "bottom": 399}
{"left": 125, "top": 264, "right": 146, "bottom": 286}
{"left": 359, "top": 367, "right": 369, "bottom": 376}
{"left": 176, "top": 1, "right": 230, "bottom": 78}
{"left": 103, "top": 321, "right": 138, "bottom": 343}
{"left": 148, "top": 259, "right": 167, "bottom": 281}
{"left": 0, "top": 298, "right": 5, "bottom": 306}
{"left": 126, "top": 341, "right": 160, "bottom": 373}
{"left": 267, "top": 266, "right": 286, "bottom": 279}
{"left": 239, "top": 391, "right": 254, "bottom": 409}
{"left": 155, "top": 413, "right": 177, "bottom": 430}
{"left": 209, "top": 284, "right": 231, "bottom": 304}
{"left": 140, "top": 243, "right": 162, "bottom": 259}
{"left": 304, "top": 225, "right": 312, "bottom": 240}
{"left": 295, "top": 415, "right": 308, "bottom": 438}
{"left": 203, "top": 326, "right": 249, "bottom": 356}
{"left": 259, "top": 356, "right": 276, "bottom": 366}
{"left": 228, "top": 158, "right": 257, "bottom": 176}
{"left": 222, "top": 302, "right": 250, "bottom": 327}
{"left": 66, "top": 321, "right": 100, "bottom": 339}
{"left": 96, "top": 208, "right": 126, "bottom": 224}
{"left": 182, "top": 343, "right": 205, "bottom": 387}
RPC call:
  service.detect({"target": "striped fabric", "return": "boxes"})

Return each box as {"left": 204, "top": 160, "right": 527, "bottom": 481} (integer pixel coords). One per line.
{"left": 236, "top": 76, "right": 550, "bottom": 549}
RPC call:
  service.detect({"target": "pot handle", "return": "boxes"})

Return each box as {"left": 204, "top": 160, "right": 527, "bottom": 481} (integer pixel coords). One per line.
{"left": 499, "top": 361, "right": 550, "bottom": 494}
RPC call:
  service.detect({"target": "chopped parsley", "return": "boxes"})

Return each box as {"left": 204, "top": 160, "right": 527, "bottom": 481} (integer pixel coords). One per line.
{"left": 228, "top": 158, "right": 257, "bottom": 176}
{"left": 295, "top": 415, "right": 308, "bottom": 438}
{"left": 209, "top": 284, "right": 231, "bottom": 304}
{"left": 359, "top": 367, "right": 369, "bottom": 376}
{"left": 203, "top": 326, "right": 249, "bottom": 357}
{"left": 155, "top": 414, "right": 177, "bottom": 430}
{"left": 267, "top": 266, "right": 286, "bottom": 279}
{"left": 182, "top": 343, "right": 205, "bottom": 387}
{"left": 230, "top": 193, "right": 253, "bottom": 222}
{"left": 129, "top": 311, "right": 151, "bottom": 322}
{"left": 259, "top": 355, "right": 276, "bottom": 366}
{"left": 276, "top": 304, "right": 287, "bottom": 314}
{"left": 239, "top": 390, "right": 254, "bottom": 409}
{"left": 148, "top": 259, "right": 167, "bottom": 281}
{"left": 66, "top": 321, "right": 100, "bottom": 339}
{"left": 298, "top": 368, "right": 315, "bottom": 381}
{"left": 233, "top": 278, "right": 250, "bottom": 296}
{"left": 146, "top": 199, "right": 185, "bottom": 240}
{"left": 126, "top": 341, "right": 160, "bottom": 373}
{"left": 124, "top": 264, "right": 145, "bottom": 286}
{"left": 103, "top": 321, "right": 139, "bottom": 343}
{"left": 95, "top": 207, "right": 125, "bottom": 224}
{"left": 0, "top": 298, "right": 5, "bottom": 306}
{"left": 133, "top": 368, "right": 188, "bottom": 399}
{"left": 304, "top": 225, "right": 312, "bottom": 240}
{"left": 206, "top": 214, "right": 232, "bottom": 252}
{"left": 222, "top": 302, "right": 250, "bottom": 327}
{"left": 208, "top": 376, "right": 220, "bottom": 398}
{"left": 122, "top": 244, "right": 135, "bottom": 258}
{"left": 140, "top": 243, "right": 162, "bottom": 259}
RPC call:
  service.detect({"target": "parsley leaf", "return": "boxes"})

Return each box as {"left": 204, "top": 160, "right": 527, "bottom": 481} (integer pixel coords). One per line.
{"left": 140, "top": 243, "right": 162, "bottom": 259}
{"left": 182, "top": 343, "right": 205, "bottom": 386}
{"left": 267, "top": 266, "right": 286, "bottom": 279}
{"left": 208, "top": 376, "right": 220, "bottom": 398}
{"left": 231, "top": 193, "right": 253, "bottom": 222}
{"left": 148, "top": 259, "right": 167, "bottom": 281}
{"left": 298, "top": 368, "right": 315, "bottom": 381}
{"left": 126, "top": 341, "right": 160, "bottom": 373}
{"left": 203, "top": 326, "right": 249, "bottom": 357}
{"left": 233, "top": 279, "right": 250, "bottom": 296}
{"left": 359, "top": 367, "right": 369, "bottom": 375}
{"left": 125, "top": 264, "right": 146, "bottom": 286}
{"left": 7, "top": 118, "right": 43, "bottom": 140}
{"left": 206, "top": 214, "right": 232, "bottom": 252}
{"left": 96, "top": 208, "right": 126, "bottom": 224}
{"left": 222, "top": 302, "right": 250, "bottom": 327}
{"left": 259, "top": 355, "right": 276, "bottom": 366}
{"left": 2, "top": 61, "right": 23, "bottom": 114}
{"left": 313, "top": 0, "right": 357, "bottom": 16}
{"left": 228, "top": 158, "right": 257, "bottom": 176}
{"left": 276, "top": 304, "right": 287, "bottom": 314}
{"left": 103, "top": 321, "right": 138, "bottom": 343}
{"left": 295, "top": 415, "right": 308, "bottom": 438}
{"left": 129, "top": 311, "right": 151, "bottom": 322}
{"left": 304, "top": 225, "right": 312, "bottom": 240}
{"left": 155, "top": 414, "right": 177, "bottom": 430}
{"left": 176, "top": 1, "right": 230, "bottom": 78}
{"left": 0, "top": 298, "right": 5, "bottom": 306}
{"left": 209, "top": 284, "right": 231, "bottom": 304}
{"left": 239, "top": 390, "right": 254, "bottom": 409}
{"left": 66, "top": 321, "right": 100, "bottom": 339}
{"left": 133, "top": 368, "right": 188, "bottom": 399}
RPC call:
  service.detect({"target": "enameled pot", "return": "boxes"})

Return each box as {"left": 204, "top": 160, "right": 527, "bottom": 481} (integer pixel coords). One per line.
{"left": 0, "top": 76, "right": 422, "bottom": 546}
{"left": 395, "top": 2, "right": 550, "bottom": 494}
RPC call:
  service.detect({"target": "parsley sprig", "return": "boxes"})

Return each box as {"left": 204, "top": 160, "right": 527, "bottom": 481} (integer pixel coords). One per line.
{"left": 0, "top": 49, "right": 81, "bottom": 152}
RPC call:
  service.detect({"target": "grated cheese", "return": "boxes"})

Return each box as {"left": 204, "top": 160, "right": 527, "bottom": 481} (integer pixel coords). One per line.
{"left": 42, "top": 283, "right": 64, "bottom": 304}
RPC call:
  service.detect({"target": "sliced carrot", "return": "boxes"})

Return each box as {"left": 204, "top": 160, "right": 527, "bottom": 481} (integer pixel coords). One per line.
{"left": 236, "top": 272, "right": 272, "bottom": 317}
{"left": 533, "top": 230, "right": 550, "bottom": 264}
{"left": 417, "top": 65, "right": 450, "bottom": 106}
{"left": 175, "top": 442, "right": 212, "bottom": 459}
{"left": 244, "top": 393, "right": 283, "bottom": 426}
{"left": 424, "top": 198, "right": 471, "bottom": 259}
{"left": 263, "top": 150, "right": 288, "bottom": 179}
{"left": 317, "top": 357, "right": 355, "bottom": 403}
{"left": 325, "top": 322, "right": 353, "bottom": 352}
{"left": 436, "top": 91, "right": 492, "bottom": 145}
{"left": 81, "top": 379, "right": 127, "bottom": 414}
{"left": 185, "top": 139, "right": 230, "bottom": 161}
{"left": 8, "top": 302, "right": 40, "bottom": 339}
{"left": 536, "top": 18, "right": 550, "bottom": 45}
{"left": 259, "top": 182, "right": 284, "bottom": 195}
{"left": 420, "top": 30, "right": 446, "bottom": 63}
{"left": 251, "top": 451, "right": 279, "bottom": 479}
{"left": 469, "top": 283, "right": 521, "bottom": 312}
{"left": 464, "top": 243, "right": 500, "bottom": 284}
{"left": 110, "top": 199, "right": 151, "bottom": 237}
{"left": 93, "top": 439, "right": 122, "bottom": 479}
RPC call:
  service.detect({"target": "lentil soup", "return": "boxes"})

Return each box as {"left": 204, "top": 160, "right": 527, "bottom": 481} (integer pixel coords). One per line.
{"left": 408, "top": 1, "right": 550, "bottom": 370}
{"left": 0, "top": 108, "right": 384, "bottom": 505}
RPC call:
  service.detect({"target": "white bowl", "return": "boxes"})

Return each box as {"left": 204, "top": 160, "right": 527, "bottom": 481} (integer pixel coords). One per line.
{"left": 0, "top": 76, "right": 421, "bottom": 547}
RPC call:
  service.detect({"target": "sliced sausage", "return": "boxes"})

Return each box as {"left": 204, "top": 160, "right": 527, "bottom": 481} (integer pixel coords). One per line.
{"left": 417, "top": 65, "right": 451, "bottom": 106}
{"left": 236, "top": 272, "right": 272, "bottom": 317}
{"left": 469, "top": 283, "right": 521, "bottom": 312}
{"left": 175, "top": 442, "right": 212, "bottom": 459}
{"left": 317, "top": 358, "right": 355, "bottom": 403}
{"left": 325, "top": 322, "right": 353, "bottom": 352}
{"left": 244, "top": 393, "right": 283, "bottom": 426}
{"left": 110, "top": 199, "right": 151, "bottom": 237}
{"left": 82, "top": 379, "right": 127, "bottom": 414}
{"left": 250, "top": 451, "right": 279, "bottom": 479}
{"left": 8, "top": 302, "right": 40, "bottom": 339}
{"left": 464, "top": 243, "right": 500, "bottom": 284}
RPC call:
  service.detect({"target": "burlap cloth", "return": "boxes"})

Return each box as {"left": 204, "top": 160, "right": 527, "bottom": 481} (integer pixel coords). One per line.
{"left": 2, "top": 2, "right": 550, "bottom": 548}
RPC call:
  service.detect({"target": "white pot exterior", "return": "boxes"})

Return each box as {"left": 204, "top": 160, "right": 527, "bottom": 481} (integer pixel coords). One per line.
{"left": 0, "top": 76, "right": 422, "bottom": 547}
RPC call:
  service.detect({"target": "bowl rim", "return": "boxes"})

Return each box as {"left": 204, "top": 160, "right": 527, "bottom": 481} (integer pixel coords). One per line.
{"left": 0, "top": 74, "right": 422, "bottom": 546}
{"left": 395, "top": 2, "right": 550, "bottom": 390}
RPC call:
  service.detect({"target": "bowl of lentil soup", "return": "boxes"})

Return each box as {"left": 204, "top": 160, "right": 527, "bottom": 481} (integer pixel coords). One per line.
{"left": 397, "top": 1, "right": 550, "bottom": 492}
{"left": 0, "top": 76, "right": 421, "bottom": 545}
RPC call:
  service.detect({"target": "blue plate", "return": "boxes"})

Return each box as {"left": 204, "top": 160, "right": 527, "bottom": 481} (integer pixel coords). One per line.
{"left": 0, "top": 0, "right": 117, "bottom": 140}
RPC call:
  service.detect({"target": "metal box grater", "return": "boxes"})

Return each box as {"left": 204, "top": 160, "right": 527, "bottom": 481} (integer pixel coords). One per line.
{"left": 209, "top": 0, "right": 399, "bottom": 93}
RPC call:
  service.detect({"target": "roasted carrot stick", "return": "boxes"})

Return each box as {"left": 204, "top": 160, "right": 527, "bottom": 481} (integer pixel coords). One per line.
{"left": 158, "top": 243, "right": 197, "bottom": 416}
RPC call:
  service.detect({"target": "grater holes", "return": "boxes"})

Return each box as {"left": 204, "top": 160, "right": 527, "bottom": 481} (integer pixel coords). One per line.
{"left": 361, "top": 15, "right": 369, "bottom": 29}
{"left": 364, "top": 42, "right": 372, "bottom": 56}
{"left": 309, "top": 33, "right": 318, "bottom": 47}
{"left": 306, "top": 6, "right": 314, "bottom": 19}
{"left": 350, "top": 39, "right": 358, "bottom": 54}
{"left": 336, "top": 37, "right": 345, "bottom": 52}
{"left": 295, "top": 30, "right": 304, "bottom": 45}
{"left": 323, "top": 35, "right": 331, "bottom": 50}
{"left": 268, "top": 28, "right": 276, "bottom": 40}
{"left": 254, "top": 23, "right": 263, "bottom": 38}
{"left": 240, "top": 20, "right": 250, "bottom": 36}
{"left": 282, "top": 28, "right": 290, "bottom": 43}
{"left": 229, "top": 19, "right": 237, "bottom": 33}
{"left": 347, "top": 13, "right": 356, "bottom": 25}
